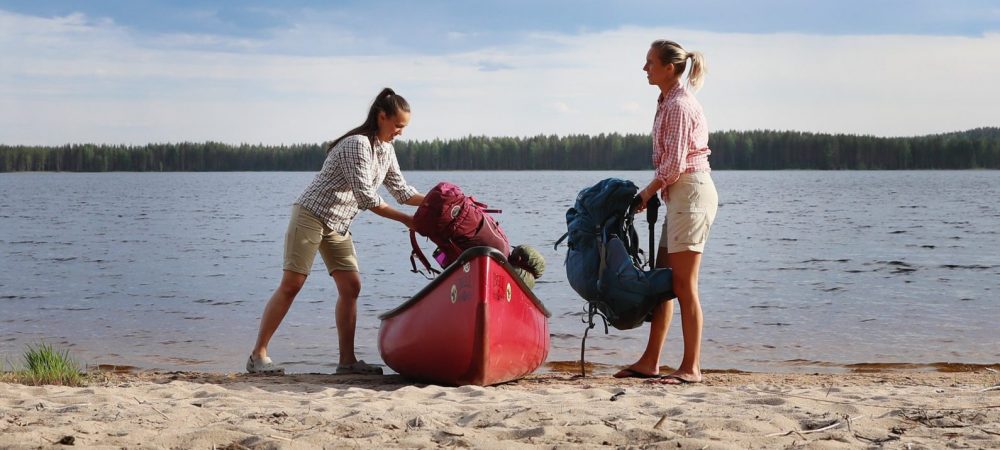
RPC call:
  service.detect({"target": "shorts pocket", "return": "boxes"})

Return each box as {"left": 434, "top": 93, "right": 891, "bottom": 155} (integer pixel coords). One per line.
{"left": 672, "top": 211, "right": 709, "bottom": 245}
{"left": 295, "top": 208, "right": 325, "bottom": 241}
{"left": 292, "top": 218, "right": 320, "bottom": 243}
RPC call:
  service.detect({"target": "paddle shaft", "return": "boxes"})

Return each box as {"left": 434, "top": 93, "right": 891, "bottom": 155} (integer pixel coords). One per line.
{"left": 646, "top": 196, "right": 661, "bottom": 266}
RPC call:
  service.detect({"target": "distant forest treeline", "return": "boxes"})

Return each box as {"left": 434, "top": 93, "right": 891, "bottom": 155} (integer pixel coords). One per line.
{"left": 2, "top": 128, "right": 999, "bottom": 172}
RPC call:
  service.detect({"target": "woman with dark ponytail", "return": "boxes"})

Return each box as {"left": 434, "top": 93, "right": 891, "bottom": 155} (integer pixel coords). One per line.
{"left": 615, "top": 40, "right": 718, "bottom": 384}
{"left": 247, "top": 88, "right": 425, "bottom": 375}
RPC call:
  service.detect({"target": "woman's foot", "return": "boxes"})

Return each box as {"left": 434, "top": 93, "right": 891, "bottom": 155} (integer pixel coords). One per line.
{"left": 613, "top": 365, "right": 660, "bottom": 379}
{"left": 335, "top": 360, "right": 383, "bottom": 375}
{"left": 246, "top": 354, "right": 285, "bottom": 375}
{"left": 656, "top": 371, "right": 701, "bottom": 384}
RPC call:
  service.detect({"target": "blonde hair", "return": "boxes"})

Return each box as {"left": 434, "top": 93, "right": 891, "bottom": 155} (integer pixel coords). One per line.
{"left": 650, "top": 40, "right": 707, "bottom": 91}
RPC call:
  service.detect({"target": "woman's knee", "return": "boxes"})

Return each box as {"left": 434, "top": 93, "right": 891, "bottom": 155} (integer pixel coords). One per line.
{"left": 339, "top": 285, "right": 361, "bottom": 301}
{"left": 277, "top": 271, "right": 307, "bottom": 297}
{"left": 332, "top": 272, "right": 362, "bottom": 300}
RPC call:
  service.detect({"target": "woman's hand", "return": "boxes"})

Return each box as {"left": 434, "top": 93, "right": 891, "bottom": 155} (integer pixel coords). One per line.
{"left": 635, "top": 188, "right": 654, "bottom": 213}
{"left": 638, "top": 179, "right": 667, "bottom": 212}
{"left": 401, "top": 214, "right": 415, "bottom": 230}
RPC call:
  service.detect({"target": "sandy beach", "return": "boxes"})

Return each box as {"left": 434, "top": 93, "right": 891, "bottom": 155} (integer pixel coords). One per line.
{"left": 1, "top": 368, "right": 998, "bottom": 449}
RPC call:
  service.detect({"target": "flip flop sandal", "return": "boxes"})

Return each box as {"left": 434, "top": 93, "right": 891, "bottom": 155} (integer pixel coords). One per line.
{"left": 246, "top": 355, "right": 285, "bottom": 375}
{"left": 613, "top": 367, "right": 662, "bottom": 379}
{"left": 657, "top": 375, "right": 699, "bottom": 385}
{"left": 335, "top": 360, "right": 384, "bottom": 375}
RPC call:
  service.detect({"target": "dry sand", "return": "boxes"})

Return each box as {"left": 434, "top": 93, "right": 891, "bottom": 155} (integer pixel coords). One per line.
{"left": 2, "top": 369, "right": 998, "bottom": 449}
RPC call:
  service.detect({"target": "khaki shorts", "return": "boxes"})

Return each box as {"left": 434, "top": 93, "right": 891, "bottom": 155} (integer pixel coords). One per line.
{"left": 659, "top": 172, "right": 719, "bottom": 254}
{"left": 283, "top": 204, "right": 359, "bottom": 275}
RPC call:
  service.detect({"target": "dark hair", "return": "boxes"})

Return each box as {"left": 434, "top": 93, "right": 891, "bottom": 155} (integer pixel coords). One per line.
{"left": 328, "top": 88, "right": 410, "bottom": 152}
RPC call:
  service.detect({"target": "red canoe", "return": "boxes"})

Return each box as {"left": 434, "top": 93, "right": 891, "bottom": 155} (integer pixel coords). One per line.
{"left": 378, "top": 247, "right": 551, "bottom": 386}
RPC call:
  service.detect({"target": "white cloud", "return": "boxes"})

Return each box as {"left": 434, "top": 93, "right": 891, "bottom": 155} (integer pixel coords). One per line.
{"left": 695, "top": 31, "right": 1000, "bottom": 135}
{"left": 550, "top": 102, "right": 578, "bottom": 114}
{"left": 1, "top": 10, "right": 998, "bottom": 145}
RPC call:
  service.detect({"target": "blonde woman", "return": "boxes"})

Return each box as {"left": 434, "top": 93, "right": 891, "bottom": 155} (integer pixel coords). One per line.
{"left": 616, "top": 40, "right": 718, "bottom": 384}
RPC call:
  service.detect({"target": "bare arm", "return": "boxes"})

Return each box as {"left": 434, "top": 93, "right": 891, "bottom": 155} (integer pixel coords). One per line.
{"left": 403, "top": 193, "right": 425, "bottom": 206}
{"left": 369, "top": 201, "right": 414, "bottom": 229}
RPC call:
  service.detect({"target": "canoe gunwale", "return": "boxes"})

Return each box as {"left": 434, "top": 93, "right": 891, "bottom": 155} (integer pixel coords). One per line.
{"left": 377, "top": 246, "right": 551, "bottom": 320}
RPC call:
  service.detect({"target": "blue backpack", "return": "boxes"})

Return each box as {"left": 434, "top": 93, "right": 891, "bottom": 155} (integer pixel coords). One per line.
{"left": 555, "top": 178, "right": 675, "bottom": 373}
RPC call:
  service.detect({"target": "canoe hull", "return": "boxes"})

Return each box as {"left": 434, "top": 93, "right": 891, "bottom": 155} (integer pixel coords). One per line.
{"left": 378, "top": 247, "right": 550, "bottom": 386}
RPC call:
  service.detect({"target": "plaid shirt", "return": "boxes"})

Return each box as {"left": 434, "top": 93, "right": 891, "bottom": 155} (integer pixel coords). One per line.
{"left": 297, "top": 135, "right": 419, "bottom": 235}
{"left": 652, "top": 84, "right": 712, "bottom": 187}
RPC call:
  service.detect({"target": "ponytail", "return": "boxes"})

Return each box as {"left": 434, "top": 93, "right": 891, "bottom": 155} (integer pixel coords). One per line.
{"left": 328, "top": 88, "right": 411, "bottom": 153}
{"left": 686, "top": 51, "right": 706, "bottom": 91}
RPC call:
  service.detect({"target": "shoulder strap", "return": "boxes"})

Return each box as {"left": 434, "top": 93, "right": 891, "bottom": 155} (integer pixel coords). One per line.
{"left": 409, "top": 230, "right": 440, "bottom": 279}
{"left": 626, "top": 219, "right": 640, "bottom": 262}
{"left": 597, "top": 216, "right": 617, "bottom": 275}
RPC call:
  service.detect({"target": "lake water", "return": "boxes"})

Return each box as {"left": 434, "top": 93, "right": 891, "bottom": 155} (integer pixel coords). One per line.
{"left": 1, "top": 171, "right": 998, "bottom": 374}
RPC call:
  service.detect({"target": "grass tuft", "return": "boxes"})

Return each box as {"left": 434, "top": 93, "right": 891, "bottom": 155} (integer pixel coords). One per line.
{"left": 12, "top": 343, "right": 85, "bottom": 386}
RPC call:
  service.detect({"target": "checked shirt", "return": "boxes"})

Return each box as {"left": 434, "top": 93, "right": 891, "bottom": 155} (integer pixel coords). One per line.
{"left": 652, "top": 84, "right": 712, "bottom": 188}
{"left": 297, "top": 135, "right": 418, "bottom": 235}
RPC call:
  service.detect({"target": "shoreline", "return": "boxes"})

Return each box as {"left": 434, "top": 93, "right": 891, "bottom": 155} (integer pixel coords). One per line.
{"left": 2, "top": 369, "right": 997, "bottom": 448}
{"left": 79, "top": 359, "right": 1000, "bottom": 378}
{"left": 545, "top": 360, "right": 1000, "bottom": 376}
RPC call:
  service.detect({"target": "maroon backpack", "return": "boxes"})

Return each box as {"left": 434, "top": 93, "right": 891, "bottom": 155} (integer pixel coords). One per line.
{"left": 410, "top": 182, "right": 511, "bottom": 276}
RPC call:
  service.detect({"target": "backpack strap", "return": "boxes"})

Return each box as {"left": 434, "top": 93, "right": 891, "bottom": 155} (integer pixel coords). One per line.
{"left": 553, "top": 232, "right": 568, "bottom": 250}
{"left": 409, "top": 230, "right": 441, "bottom": 279}
{"left": 626, "top": 218, "right": 641, "bottom": 263}
{"left": 597, "top": 217, "right": 616, "bottom": 275}
{"left": 470, "top": 196, "right": 502, "bottom": 214}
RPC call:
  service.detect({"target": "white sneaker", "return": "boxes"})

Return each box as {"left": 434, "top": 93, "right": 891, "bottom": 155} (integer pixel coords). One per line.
{"left": 246, "top": 355, "right": 285, "bottom": 375}
{"left": 335, "top": 359, "right": 383, "bottom": 375}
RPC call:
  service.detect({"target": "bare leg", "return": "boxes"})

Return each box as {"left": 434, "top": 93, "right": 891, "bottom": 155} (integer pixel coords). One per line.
{"left": 615, "top": 249, "right": 674, "bottom": 377}
{"left": 252, "top": 270, "right": 307, "bottom": 359}
{"left": 661, "top": 250, "right": 704, "bottom": 383}
{"left": 331, "top": 270, "right": 362, "bottom": 366}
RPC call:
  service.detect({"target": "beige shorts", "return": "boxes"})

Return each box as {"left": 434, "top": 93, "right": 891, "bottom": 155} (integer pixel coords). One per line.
{"left": 659, "top": 172, "right": 719, "bottom": 254}
{"left": 283, "top": 204, "right": 359, "bottom": 275}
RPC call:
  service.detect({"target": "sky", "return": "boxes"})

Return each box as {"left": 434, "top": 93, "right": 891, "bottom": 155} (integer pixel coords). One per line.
{"left": 1, "top": 0, "right": 999, "bottom": 145}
